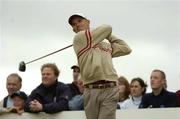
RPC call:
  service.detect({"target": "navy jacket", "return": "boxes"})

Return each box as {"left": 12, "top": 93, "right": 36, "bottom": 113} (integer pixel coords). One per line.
{"left": 139, "top": 89, "right": 176, "bottom": 108}
{"left": 24, "top": 81, "right": 71, "bottom": 113}
{"left": 67, "top": 82, "right": 81, "bottom": 98}
{"left": 3, "top": 96, "right": 8, "bottom": 108}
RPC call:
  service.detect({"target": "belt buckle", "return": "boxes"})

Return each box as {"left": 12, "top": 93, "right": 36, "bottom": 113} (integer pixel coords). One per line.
{"left": 89, "top": 85, "right": 93, "bottom": 89}
{"left": 98, "top": 84, "right": 104, "bottom": 89}
{"left": 111, "top": 82, "right": 116, "bottom": 87}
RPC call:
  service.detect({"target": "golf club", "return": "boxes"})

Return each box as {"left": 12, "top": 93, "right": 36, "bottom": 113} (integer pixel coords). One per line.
{"left": 19, "top": 44, "right": 73, "bottom": 72}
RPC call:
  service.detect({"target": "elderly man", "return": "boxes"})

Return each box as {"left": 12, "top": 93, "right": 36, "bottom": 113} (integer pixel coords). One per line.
{"left": 24, "top": 63, "right": 71, "bottom": 113}
{"left": 0, "top": 73, "right": 22, "bottom": 108}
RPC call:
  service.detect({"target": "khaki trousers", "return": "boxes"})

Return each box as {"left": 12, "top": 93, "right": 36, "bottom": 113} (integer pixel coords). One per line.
{"left": 83, "top": 86, "right": 119, "bottom": 119}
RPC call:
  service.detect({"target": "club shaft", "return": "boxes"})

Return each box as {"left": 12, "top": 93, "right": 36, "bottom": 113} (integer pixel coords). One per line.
{"left": 26, "top": 44, "right": 73, "bottom": 64}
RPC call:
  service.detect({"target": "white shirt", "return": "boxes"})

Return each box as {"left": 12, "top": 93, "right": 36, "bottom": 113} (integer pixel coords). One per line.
{"left": 6, "top": 96, "right": 13, "bottom": 108}
{"left": 120, "top": 96, "right": 142, "bottom": 109}
{"left": 117, "top": 99, "right": 127, "bottom": 109}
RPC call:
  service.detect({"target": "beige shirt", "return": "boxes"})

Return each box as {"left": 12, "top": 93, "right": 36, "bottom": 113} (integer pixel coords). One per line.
{"left": 73, "top": 24, "right": 131, "bottom": 85}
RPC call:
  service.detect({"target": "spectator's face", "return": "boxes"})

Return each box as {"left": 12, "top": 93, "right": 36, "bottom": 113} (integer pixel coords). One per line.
{"left": 41, "top": 67, "right": 57, "bottom": 87}
{"left": 73, "top": 68, "right": 80, "bottom": 82}
{"left": 6, "top": 76, "right": 21, "bottom": 96}
{"left": 150, "top": 71, "right": 163, "bottom": 90}
{"left": 71, "top": 17, "right": 90, "bottom": 33}
{"left": 13, "top": 97, "right": 25, "bottom": 110}
{"left": 118, "top": 83, "right": 126, "bottom": 93}
{"left": 130, "top": 81, "right": 144, "bottom": 97}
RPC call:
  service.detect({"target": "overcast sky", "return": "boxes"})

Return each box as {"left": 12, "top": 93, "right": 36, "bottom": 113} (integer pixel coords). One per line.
{"left": 0, "top": 0, "right": 180, "bottom": 99}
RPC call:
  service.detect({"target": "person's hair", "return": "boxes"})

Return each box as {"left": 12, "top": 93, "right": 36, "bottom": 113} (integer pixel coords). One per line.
{"left": 152, "top": 69, "right": 166, "bottom": 79}
{"left": 41, "top": 63, "right": 60, "bottom": 77}
{"left": 7, "top": 73, "right": 22, "bottom": 83}
{"left": 131, "top": 77, "right": 147, "bottom": 95}
{"left": 117, "top": 76, "right": 130, "bottom": 100}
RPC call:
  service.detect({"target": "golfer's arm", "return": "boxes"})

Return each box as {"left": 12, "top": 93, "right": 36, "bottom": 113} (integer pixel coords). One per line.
{"left": 91, "top": 24, "right": 112, "bottom": 45}
{"left": 108, "top": 35, "right": 132, "bottom": 57}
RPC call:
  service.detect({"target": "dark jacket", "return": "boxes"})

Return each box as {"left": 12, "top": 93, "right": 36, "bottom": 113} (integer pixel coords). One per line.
{"left": 67, "top": 82, "right": 81, "bottom": 98}
{"left": 24, "top": 81, "right": 71, "bottom": 113}
{"left": 3, "top": 96, "right": 8, "bottom": 108}
{"left": 176, "top": 90, "right": 180, "bottom": 107}
{"left": 139, "top": 89, "right": 176, "bottom": 108}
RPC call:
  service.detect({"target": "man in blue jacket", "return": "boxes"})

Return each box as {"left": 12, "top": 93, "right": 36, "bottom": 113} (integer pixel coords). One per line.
{"left": 24, "top": 63, "right": 71, "bottom": 113}
{"left": 139, "top": 69, "right": 176, "bottom": 108}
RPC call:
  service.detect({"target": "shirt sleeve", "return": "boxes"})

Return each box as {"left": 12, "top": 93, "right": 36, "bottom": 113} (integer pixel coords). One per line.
{"left": 107, "top": 35, "right": 132, "bottom": 58}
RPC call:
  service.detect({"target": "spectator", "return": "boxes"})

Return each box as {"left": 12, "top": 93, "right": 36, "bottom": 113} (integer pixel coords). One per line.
{"left": 24, "top": 63, "right": 71, "bottom": 113}
{"left": 0, "top": 91, "right": 27, "bottom": 114}
{"left": 68, "top": 65, "right": 81, "bottom": 98}
{"left": 139, "top": 69, "right": 176, "bottom": 108}
{"left": 176, "top": 90, "right": 180, "bottom": 107}
{"left": 68, "top": 79, "right": 84, "bottom": 110}
{"left": 10, "top": 91, "right": 27, "bottom": 114}
{"left": 117, "top": 76, "right": 130, "bottom": 109}
{"left": 0, "top": 73, "right": 22, "bottom": 108}
{"left": 121, "top": 77, "right": 147, "bottom": 109}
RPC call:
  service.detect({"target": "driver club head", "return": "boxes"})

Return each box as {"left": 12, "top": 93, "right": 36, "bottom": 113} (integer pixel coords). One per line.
{"left": 19, "top": 61, "right": 26, "bottom": 72}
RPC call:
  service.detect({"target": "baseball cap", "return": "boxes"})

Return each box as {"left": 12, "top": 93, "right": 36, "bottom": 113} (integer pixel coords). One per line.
{"left": 71, "top": 65, "right": 80, "bottom": 70}
{"left": 11, "top": 91, "right": 28, "bottom": 101}
{"left": 71, "top": 65, "right": 80, "bottom": 72}
{"left": 68, "top": 13, "right": 87, "bottom": 25}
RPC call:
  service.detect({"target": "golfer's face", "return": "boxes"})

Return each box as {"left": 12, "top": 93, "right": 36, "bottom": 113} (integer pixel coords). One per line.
{"left": 41, "top": 67, "right": 57, "bottom": 87}
{"left": 71, "top": 17, "right": 90, "bottom": 33}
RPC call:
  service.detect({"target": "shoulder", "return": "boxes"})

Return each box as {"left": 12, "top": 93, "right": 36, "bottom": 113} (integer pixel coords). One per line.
{"left": 123, "top": 98, "right": 131, "bottom": 104}
{"left": 94, "top": 24, "right": 112, "bottom": 31}
{"left": 58, "top": 81, "right": 67, "bottom": 86}
{"left": 91, "top": 24, "right": 112, "bottom": 35}
{"left": 121, "top": 99, "right": 131, "bottom": 107}
{"left": 164, "top": 90, "right": 176, "bottom": 97}
{"left": 143, "top": 93, "right": 152, "bottom": 97}
{"left": 3, "top": 96, "right": 9, "bottom": 101}
{"left": 30, "top": 84, "right": 44, "bottom": 94}
{"left": 176, "top": 90, "right": 180, "bottom": 93}
{"left": 67, "top": 82, "right": 74, "bottom": 87}
{"left": 176, "top": 90, "right": 180, "bottom": 96}
{"left": 57, "top": 82, "right": 69, "bottom": 90}
{"left": 142, "top": 93, "right": 152, "bottom": 100}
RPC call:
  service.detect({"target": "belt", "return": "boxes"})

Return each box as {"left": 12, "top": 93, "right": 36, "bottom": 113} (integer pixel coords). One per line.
{"left": 84, "top": 80, "right": 117, "bottom": 89}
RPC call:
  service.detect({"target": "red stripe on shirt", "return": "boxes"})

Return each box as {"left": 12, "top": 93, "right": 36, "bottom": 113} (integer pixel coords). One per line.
{"left": 77, "top": 29, "right": 92, "bottom": 59}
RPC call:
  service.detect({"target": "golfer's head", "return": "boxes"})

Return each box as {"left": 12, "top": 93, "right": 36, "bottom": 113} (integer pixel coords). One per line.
{"left": 68, "top": 13, "right": 90, "bottom": 33}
